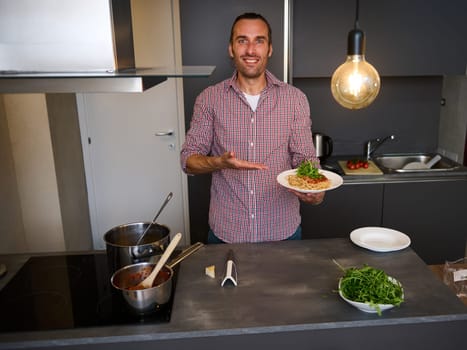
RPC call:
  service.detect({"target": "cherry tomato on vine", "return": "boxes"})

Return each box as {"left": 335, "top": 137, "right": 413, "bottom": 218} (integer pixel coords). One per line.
{"left": 346, "top": 158, "right": 369, "bottom": 170}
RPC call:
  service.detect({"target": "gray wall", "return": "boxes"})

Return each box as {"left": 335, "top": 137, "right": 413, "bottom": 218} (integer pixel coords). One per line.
{"left": 293, "top": 76, "right": 443, "bottom": 156}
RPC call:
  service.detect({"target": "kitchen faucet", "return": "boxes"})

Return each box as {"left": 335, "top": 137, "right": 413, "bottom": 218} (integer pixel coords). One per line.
{"left": 365, "top": 135, "right": 395, "bottom": 159}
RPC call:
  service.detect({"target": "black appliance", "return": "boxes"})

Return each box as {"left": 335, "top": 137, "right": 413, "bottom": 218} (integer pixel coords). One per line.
{"left": 0, "top": 254, "right": 175, "bottom": 333}
{"left": 313, "top": 132, "right": 333, "bottom": 160}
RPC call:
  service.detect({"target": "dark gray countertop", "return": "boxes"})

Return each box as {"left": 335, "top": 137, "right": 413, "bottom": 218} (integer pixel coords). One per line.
{"left": 0, "top": 239, "right": 466, "bottom": 349}
{"left": 322, "top": 155, "right": 467, "bottom": 185}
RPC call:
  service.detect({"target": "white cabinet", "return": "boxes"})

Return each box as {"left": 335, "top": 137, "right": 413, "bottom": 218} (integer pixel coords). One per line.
{"left": 0, "top": 0, "right": 123, "bottom": 72}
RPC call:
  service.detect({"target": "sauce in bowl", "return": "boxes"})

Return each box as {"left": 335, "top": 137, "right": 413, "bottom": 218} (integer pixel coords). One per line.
{"left": 127, "top": 267, "right": 171, "bottom": 290}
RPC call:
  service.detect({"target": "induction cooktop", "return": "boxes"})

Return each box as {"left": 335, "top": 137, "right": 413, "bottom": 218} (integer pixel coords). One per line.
{"left": 0, "top": 254, "right": 175, "bottom": 333}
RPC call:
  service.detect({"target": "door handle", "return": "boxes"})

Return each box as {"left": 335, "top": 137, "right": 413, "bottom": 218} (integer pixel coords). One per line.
{"left": 155, "top": 130, "right": 174, "bottom": 136}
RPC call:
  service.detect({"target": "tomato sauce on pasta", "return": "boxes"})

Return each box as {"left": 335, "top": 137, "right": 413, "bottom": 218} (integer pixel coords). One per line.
{"left": 287, "top": 173, "right": 330, "bottom": 190}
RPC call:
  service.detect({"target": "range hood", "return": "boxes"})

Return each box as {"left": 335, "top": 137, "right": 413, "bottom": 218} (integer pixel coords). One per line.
{"left": 0, "top": 0, "right": 214, "bottom": 93}
{"left": 0, "top": 66, "right": 215, "bottom": 93}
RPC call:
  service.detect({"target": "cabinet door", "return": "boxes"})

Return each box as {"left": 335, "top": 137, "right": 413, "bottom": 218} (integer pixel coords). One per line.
{"left": 78, "top": 81, "right": 188, "bottom": 249}
{"left": 301, "top": 184, "right": 384, "bottom": 239}
{"left": 383, "top": 181, "right": 467, "bottom": 264}
{"left": 293, "top": 0, "right": 467, "bottom": 77}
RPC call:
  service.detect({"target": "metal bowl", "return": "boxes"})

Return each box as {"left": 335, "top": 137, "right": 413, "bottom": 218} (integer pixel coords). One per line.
{"left": 111, "top": 262, "right": 173, "bottom": 314}
{"left": 104, "top": 222, "right": 170, "bottom": 274}
{"left": 110, "top": 242, "right": 204, "bottom": 314}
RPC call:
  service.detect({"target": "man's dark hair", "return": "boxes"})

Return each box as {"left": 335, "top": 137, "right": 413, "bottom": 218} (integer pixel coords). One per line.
{"left": 229, "top": 12, "right": 272, "bottom": 45}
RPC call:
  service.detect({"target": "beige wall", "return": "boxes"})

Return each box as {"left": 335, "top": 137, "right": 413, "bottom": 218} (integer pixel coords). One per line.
{"left": 0, "top": 96, "right": 27, "bottom": 252}
{"left": 46, "top": 94, "right": 93, "bottom": 251}
{"left": 1, "top": 94, "right": 65, "bottom": 253}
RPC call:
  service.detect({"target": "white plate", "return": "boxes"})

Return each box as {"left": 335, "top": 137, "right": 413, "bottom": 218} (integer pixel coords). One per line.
{"left": 276, "top": 169, "right": 343, "bottom": 193}
{"left": 350, "top": 227, "right": 411, "bottom": 252}
{"left": 338, "top": 277, "right": 403, "bottom": 314}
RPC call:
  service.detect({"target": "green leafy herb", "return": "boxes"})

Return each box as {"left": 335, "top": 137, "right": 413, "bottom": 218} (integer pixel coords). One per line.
{"left": 296, "top": 160, "right": 323, "bottom": 179}
{"left": 334, "top": 260, "right": 404, "bottom": 316}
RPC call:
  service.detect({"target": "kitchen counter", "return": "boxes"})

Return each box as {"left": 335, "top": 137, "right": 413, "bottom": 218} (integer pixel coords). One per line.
{"left": 322, "top": 155, "right": 467, "bottom": 185}
{"left": 0, "top": 239, "right": 466, "bottom": 350}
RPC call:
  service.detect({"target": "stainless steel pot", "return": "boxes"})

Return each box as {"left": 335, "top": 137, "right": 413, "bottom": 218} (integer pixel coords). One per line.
{"left": 111, "top": 242, "right": 204, "bottom": 314}
{"left": 103, "top": 222, "right": 170, "bottom": 275}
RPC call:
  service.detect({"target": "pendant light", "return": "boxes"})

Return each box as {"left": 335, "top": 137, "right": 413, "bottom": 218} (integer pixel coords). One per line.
{"left": 331, "top": 0, "right": 380, "bottom": 109}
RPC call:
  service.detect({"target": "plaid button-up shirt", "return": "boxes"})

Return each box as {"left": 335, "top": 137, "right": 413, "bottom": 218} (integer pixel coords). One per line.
{"left": 181, "top": 70, "right": 318, "bottom": 243}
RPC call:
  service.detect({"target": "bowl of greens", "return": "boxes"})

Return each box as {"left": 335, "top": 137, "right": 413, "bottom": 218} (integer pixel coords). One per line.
{"left": 337, "top": 263, "right": 404, "bottom": 316}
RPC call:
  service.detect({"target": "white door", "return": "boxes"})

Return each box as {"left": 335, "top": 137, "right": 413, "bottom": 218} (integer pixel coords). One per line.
{"left": 76, "top": 0, "right": 190, "bottom": 249}
{"left": 77, "top": 79, "right": 190, "bottom": 249}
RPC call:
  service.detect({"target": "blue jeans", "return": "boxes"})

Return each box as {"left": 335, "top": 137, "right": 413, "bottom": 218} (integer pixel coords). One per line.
{"left": 207, "top": 225, "right": 302, "bottom": 244}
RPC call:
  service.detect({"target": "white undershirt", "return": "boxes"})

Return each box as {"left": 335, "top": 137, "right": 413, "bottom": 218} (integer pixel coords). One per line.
{"left": 243, "top": 92, "right": 261, "bottom": 112}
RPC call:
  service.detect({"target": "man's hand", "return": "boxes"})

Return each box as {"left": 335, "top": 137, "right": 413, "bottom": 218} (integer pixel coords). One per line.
{"left": 220, "top": 151, "right": 268, "bottom": 170}
{"left": 186, "top": 151, "right": 267, "bottom": 174}
{"left": 289, "top": 189, "right": 325, "bottom": 205}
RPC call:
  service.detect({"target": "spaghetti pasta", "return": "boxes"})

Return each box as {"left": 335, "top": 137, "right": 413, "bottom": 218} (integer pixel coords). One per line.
{"left": 287, "top": 173, "right": 331, "bottom": 191}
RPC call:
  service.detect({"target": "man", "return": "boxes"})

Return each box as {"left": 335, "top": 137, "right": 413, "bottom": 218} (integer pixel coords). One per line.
{"left": 181, "top": 13, "right": 324, "bottom": 243}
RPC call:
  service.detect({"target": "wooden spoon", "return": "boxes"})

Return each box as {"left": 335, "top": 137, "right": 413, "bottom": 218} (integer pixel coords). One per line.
{"left": 136, "top": 232, "right": 182, "bottom": 289}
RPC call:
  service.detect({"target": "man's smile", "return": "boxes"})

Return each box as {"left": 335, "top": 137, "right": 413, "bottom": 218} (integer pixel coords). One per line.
{"left": 242, "top": 56, "right": 260, "bottom": 65}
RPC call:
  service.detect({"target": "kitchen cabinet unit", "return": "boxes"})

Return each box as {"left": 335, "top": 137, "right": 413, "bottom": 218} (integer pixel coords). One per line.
{"left": 382, "top": 180, "right": 467, "bottom": 264}
{"left": 1, "top": 240, "right": 466, "bottom": 350}
{"left": 300, "top": 183, "right": 384, "bottom": 239}
{"left": 293, "top": 0, "right": 467, "bottom": 77}
{"left": 302, "top": 176, "right": 467, "bottom": 265}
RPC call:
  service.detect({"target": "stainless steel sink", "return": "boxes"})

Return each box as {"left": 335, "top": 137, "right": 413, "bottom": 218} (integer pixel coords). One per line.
{"left": 373, "top": 153, "right": 461, "bottom": 173}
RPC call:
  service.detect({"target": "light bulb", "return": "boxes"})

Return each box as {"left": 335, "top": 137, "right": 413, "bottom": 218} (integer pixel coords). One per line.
{"left": 331, "top": 54, "right": 380, "bottom": 109}
{"left": 331, "top": 26, "right": 381, "bottom": 110}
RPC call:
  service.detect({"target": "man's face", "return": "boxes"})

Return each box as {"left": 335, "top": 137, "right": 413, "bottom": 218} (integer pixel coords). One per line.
{"left": 229, "top": 18, "right": 273, "bottom": 79}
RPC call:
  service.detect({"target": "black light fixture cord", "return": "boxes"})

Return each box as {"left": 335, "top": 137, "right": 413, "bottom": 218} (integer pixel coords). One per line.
{"left": 348, "top": 0, "right": 364, "bottom": 55}
{"left": 354, "top": 0, "right": 360, "bottom": 29}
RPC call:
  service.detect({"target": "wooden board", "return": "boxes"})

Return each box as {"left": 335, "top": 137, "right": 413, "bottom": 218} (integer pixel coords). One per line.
{"left": 338, "top": 160, "right": 383, "bottom": 175}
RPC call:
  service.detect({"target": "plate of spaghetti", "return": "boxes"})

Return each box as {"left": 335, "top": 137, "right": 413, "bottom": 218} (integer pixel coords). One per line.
{"left": 276, "top": 164, "right": 343, "bottom": 193}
